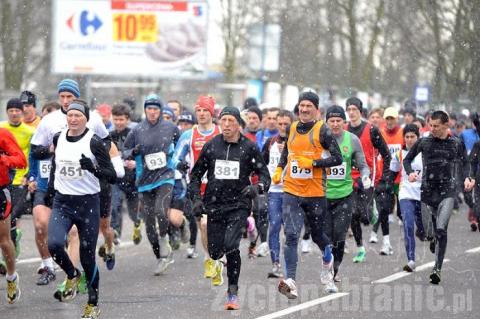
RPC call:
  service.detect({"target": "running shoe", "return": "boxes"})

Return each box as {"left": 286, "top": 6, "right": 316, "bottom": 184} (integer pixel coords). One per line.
{"left": 224, "top": 293, "right": 240, "bottom": 310}
{"left": 6, "top": 273, "right": 20, "bottom": 304}
{"left": 186, "top": 246, "right": 198, "bottom": 259}
{"left": 36, "top": 267, "right": 56, "bottom": 286}
{"left": 15, "top": 229, "right": 22, "bottom": 258}
{"left": 268, "top": 263, "right": 283, "bottom": 278}
{"left": 132, "top": 222, "right": 142, "bottom": 245}
{"left": 320, "top": 256, "right": 334, "bottom": 285}
{"left": 78, "top": 271, "right": 88, "bottom": 294}
{"left": 380, "top": 242, "right": 393, "bottom": 255}
{"left": 470, "top": 223, "right": 478, "bottom": 232}
{"left": 278, "top": 278, "right": 298, "bottom": 299}
{"left": 81, "top": 303, "right": 100, "bottom": 319}
{"left": 60, "top": 271, "right": 81, "bottom": 301}
{"left": 180, "top": 217, "right": 190, "bottom": 244}
{"left": 98, "top": 244, "right": 106, "bottom": 259}
{"left": 324, "top": 280, "right": 338, "bottom": 294}
{"left": 53, "top": 279, "right": 66, "bottom": 301}
{"left": 105, "top": 252, "right": 115, "bottom": 271}
{"left": 0, "top": 258, "right": 6, "bottom": 275}
{"left": 403, "top": 260, "right": 415, "bottom": 273}
{"left": 212, "top": 261, "right": 224, "bottom": 286}
{"left": 113, "top": 229, "right": 121, "bottom": 246}
{"left": 352, "top": 247, "right": 366, "bottom": 263}
{"left": 154, "top": 250, "right": 174, "bottom": 276}
{"left": 301, "top": 239, "right": 312, "bottom": 254}
{"left": 429, "top": 268, "right": 441, "bottom": 285}
{"left": 204, "top": 258, "right": 216, "bottom": 278}
{"left": 369, "top": 231, "right": 378, "bottom": 243}
{"left": 256, "top": 242, "right": 269, "bottom": 257}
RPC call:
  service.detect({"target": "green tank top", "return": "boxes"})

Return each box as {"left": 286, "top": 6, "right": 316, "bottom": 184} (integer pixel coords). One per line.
{"left": 326, "top": 131, "right": 353, "bottom": 199}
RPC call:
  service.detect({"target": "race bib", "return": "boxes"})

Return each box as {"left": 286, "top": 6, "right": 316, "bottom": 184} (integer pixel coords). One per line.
{"left": 214, "top": 160, "right": 240, "bottom": 180}
{"left": 290, "top": 160, "right": 313, "bottom": 179}
{"left": 268, "top": 154, "right": 280, "bottom": 176}
{"left": 326, "top": 162, "right": 347, "bottom": 180}
{"left": 388, "top": 144, "right": 402, "bottom": 155}
{"left": 58, "top": 160, "right": 83, "bottom": 180}
{"left": 39, "top": 160, "right": 52, "bottom": 179}
{"left": 145, "top": 152, "right": 167, "bottom": 170}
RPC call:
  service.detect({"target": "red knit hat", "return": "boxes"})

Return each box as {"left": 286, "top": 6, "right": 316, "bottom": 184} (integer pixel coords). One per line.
{"left": 195, "top": 95, "right": 215, "bottom": 116}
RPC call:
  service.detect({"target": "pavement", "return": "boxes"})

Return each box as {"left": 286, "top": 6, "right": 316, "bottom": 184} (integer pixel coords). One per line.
{"left": 1, "top": 203, "right": 479, "bottom": 318}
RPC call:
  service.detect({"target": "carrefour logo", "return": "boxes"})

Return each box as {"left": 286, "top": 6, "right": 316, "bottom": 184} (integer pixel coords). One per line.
{"left": 66, "top": 10, "right": 102, "bottom": 36}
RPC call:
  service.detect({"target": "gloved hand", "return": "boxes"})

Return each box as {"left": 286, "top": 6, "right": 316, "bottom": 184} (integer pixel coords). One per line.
{"left": 272, "top": 167, "right": 283, "bottom": 184}
{"left": 132, "top": 144, "right": 142, "bottom": 156}
{"left": 362, "top": 176, "right": 372, "bottom": 189}
{"left": 295, "top": 156, "right": 313, "bottom": 169}
{"left": 241, "top": 185, "right": 261, "bottom": 199}
{"left": 192, "top": 200, "right": 205, "bottom": 217}
{"left": 44, "top": 188, "right": 55, "bottom": 208}
{"left": 80, "top": 154, "right": 96, "bottom": 173}
{"left": 176, "top": 161, "right": 190, "bottom": 174}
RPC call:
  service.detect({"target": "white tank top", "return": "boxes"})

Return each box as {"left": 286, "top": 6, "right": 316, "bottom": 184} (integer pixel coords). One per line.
{"left": 267, "top": 141, "right": 283, "bottom": 193}
{"left": 54, "top": 130, "right": 100, "bottom": 195}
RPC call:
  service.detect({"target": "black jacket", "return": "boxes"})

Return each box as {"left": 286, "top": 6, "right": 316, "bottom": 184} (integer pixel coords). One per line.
{"left": 188, "top": 133, "right": 271, "bottom": 212}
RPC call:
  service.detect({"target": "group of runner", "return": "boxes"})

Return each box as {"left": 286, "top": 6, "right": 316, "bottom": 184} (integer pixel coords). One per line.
{"left": 0, "top": 80, "right": 478, "bottom": 317}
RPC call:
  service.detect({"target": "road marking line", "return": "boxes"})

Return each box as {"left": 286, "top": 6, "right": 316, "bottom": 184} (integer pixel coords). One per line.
{"left": 372, "top": 259, "right": 450, "bottom": 284}
{"left": 465, "top": 246, "right": 480, "bottom": 254}
{"left": 254, "top": 293, "right": 349, "bottom": 319}
{"left": 17, "top": 241, "right": 135, "bottom": 265}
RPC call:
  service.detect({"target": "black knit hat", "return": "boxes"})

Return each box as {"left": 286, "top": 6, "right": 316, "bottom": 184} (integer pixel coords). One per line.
{"left": 20, "top": 90, "right": 36, "bottom": 107}
{"left": 298, "top": 91, "right": 319, "bottom": 108}
{"left": 67, "top": 102, "right": 90, "bottom": 121}
{"left": 6, "top": 98, "right": 24, "bottom": 111}
{"left": 326, "top": 105, "right": 346, "bottom": 120}
{"left": 247, "top": 106, "right": 262, "bottom": 121}
{"left": 220, "top": 106, "right": 245, "bottom": 127}
{"left": 345, "top": 97, "right": 363, "bottom": 112}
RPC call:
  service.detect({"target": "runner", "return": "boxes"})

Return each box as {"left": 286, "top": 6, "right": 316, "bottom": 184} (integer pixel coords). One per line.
{"left": 124, "top": 95, "right": 180, "bottom": 275}
{"left": 0, "top": 127, "right": 27, "bottom": 303}
{"left": 0, "top": 98, "right": 35, "bottom": 260}
{"left": 256, "top": 107, "right": 279, "bottom": 151}
{"left": 45, "top": 101, "right": 116, "bottom": 318}
{"left": 263, "top": 110, "right": 294, "bottom": 278}
{"left": 324, "top": 105, "right": 371, "bottom": 285}
{"left": 274, "top": 92, "right": 342, "bottom": 299}
{"left": 27, "top": 102, "right": 61, "bottom": 285}
{"left": 177, "top": 110, "right": 196, "bottom": 132}
{"left": 188, "top": 106, "right": 271, "bottom": 310}
{"left": 345, "top": 97, "right": 391, "bottom": 263}
{"left": 20, "top": 90, "right": 42, "bottom": 128}
{"left": 403, "top": 110, "right": 474, "bottom": 284}
{"left": 390, "top": 124, "right": 425, "bottom": 272}
{"left": 110, "top": 104, "right": 142, "bottom": 245}
{"left": 468, "top": 137, "right": 480, "bottom": 230}
{"left": 172, "top": 95, "right": 221, "bottom": 278}
{"left": 243, "top": 106, "right": 262, "bottom": 141}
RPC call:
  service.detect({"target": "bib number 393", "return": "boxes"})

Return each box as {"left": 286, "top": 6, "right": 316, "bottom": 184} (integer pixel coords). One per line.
{"left": 214, "top": 160, "right": 239, "bottom": 180}
{"left": 58, "top": 160, "right": 83, "bottom": 180}
{"left": 326, "top": 162, "right": 347, "bottom": 180}
{"left": 40, "top": 160, "right": 52, "bottom": 179}
{"left": 290, "top": 160, "right": 312, "bottom": 179}
{"left": 145, "top": 152, "right": 166, "bottom": 170}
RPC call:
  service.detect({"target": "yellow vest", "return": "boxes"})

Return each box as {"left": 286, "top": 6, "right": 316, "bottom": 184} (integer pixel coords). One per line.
{"left": 283, "top": 120, "right": 326, "bottom": 197}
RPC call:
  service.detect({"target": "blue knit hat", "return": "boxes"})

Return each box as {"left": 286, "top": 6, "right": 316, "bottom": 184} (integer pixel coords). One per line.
{"left": 58, "top": 79, "right": 80, "bottom": 98}
{"left": 162, "top": 106, "right": 176, "bottom": 122}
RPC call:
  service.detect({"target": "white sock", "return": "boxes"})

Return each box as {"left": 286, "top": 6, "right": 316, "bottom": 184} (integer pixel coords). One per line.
{"left": 383, "top": 235, "right": 390, "bottom": 246}
{"left": 43, "top": 257, "right": 54, "bottom": 270}
{"left": 6, "top": 272, "right": 17, "bottom": 281}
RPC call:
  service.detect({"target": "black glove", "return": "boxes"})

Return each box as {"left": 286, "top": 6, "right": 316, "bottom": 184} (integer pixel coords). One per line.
{"left": 80, "top": 154, "right": 96, "bottom": 173}
{"left": 44, "top": 188, "right": 55, "bottom": 208}
{"left": 192, "top": 200, "right": 205, "bottom": 217}
{"left": 241, "top": 184, "right": 262, "bottom": 199}
{"left": 176, "top": 161, "right": 190, "bottom": 174}
{"left": 132, "top": 144, "right": 142, "bottom": 156}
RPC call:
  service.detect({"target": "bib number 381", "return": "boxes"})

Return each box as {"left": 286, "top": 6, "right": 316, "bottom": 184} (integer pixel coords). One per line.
{"left": 145, "top": 152, "right": 166, "bottom": 170}
{"left": 290, "top": 160, "right": 312, "bottom": 179}
{"left": 214, "top": 160, "right": 239, "bottom": 180}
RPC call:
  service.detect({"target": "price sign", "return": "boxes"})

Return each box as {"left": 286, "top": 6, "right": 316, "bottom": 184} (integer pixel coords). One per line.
{"left": 113, "top": 14, "right": 157, "bottom": 42}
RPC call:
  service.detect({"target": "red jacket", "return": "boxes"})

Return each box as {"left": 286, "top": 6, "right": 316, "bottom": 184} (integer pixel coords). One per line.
{"left": 0, "top": 128, "right": 27, "bottom": 187}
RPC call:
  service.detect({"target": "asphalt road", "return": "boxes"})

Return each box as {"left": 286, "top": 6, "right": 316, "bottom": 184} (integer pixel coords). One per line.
{"left": 1, "top": 203, "right": 479, "bottom": 318}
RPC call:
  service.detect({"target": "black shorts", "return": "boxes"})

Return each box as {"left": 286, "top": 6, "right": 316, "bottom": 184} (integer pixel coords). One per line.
{"left": 100, "top": 184, "right": 112, "bottom": 219}
{"left": 9, "top": 185, "right": 32, "bottom": 219}
{"left": 33, "top": 190, "right": 47, "bottom": 208}
{"left": 0, "top": 187, "right": 12, "bottom": 220}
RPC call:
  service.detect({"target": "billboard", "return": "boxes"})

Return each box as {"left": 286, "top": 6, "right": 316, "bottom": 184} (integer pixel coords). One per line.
{"left": 52, "top": 0, "right": 209, "bottom": 78}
